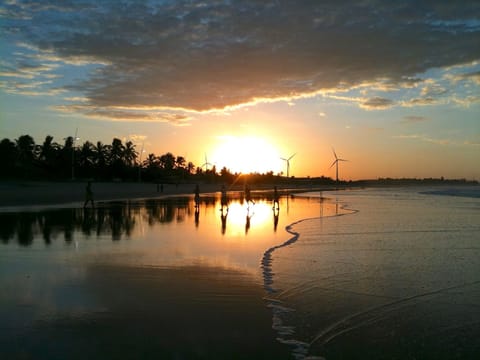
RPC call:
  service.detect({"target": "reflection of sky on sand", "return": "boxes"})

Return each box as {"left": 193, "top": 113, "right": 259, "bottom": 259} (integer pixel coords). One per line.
{"left": 96, "top": 195, "right": 336, "bottom": 273}
{"left": 0, "top": 193, "right": 338, "bottom": 359}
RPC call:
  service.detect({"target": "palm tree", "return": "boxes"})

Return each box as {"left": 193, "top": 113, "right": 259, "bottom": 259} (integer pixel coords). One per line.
{"left": 187, "top": 161, "right": 195, "bottom": 175}
{"left": 110, "top": 138, "right": 126, "bottom": 178}
{"left": 175, "top": 156, "right": 186, "bottom": 170}
{"left": 144, "top": 153, "right": 159, "bottom": 169}
{"left": 16, "top": 135, "right": 35, "bottom": 164}
{"left": 0, "top": 138, "right": 18, "bottom": 177}
{"left": 143, "top": 153, "right": 160, "bottom": 180}
{"left": 15, "top": 135, "right": 36, "bottom": 177}
{"left": 78, "top": 141, "right": 95, "bottom": 177}
{"left": 159, "top": 152, "right": 175, "bottom": 174}
{"left": 123, "top": 141, "right": 138, "bottom": 167}
{"left": 60, "top": 136, "right": 75, "bottom": 179}
{"left": 93, "top": 141, "right": 108, "bottom": 178}
{"left": 39, "top": 135, "right": 59, "bottom": 170}
{"left": 110, "top": 138, "right": 125, "bottom": 164}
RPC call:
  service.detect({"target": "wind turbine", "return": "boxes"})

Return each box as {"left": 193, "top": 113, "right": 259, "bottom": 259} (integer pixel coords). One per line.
{"left": 201, "top": 153, "right": 213, "bottom": 171}
{"left": 329, "top": 147, "right": 348, "bottom": 184}
{"left": 280, "top": 153, "right": 296, "bottom": 178}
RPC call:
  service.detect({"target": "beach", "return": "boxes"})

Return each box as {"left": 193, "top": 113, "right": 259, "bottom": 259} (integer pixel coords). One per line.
{"left": 0, "top": 181, "right": 222, "bottom": 208}
{"left": 1, "top": 184, "right": 479, "bottom": 359}
{"left": 1, "top": 185, "right": 326, "bottom": 359}
{"left": 0, "top": 180, "right": 325, "bottom": 209}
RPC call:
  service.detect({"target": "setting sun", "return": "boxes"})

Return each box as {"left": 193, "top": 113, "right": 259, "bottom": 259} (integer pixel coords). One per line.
{"left": 210, "top": 135, "right": 284, "bottom": 174}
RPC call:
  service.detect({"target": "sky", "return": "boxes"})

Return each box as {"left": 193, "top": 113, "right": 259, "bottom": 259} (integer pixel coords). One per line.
{"left": 1, "top": 0, "right": 479, "bottom": 180}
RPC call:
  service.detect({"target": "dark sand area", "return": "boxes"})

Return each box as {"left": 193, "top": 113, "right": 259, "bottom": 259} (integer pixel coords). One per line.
{"left": 1, "top": 263, "right": 292, "bottom": 360}
{"left": 0, "top": 181, "right": 211, "bottom": 207}
{"left": 0, "top": 181, "right": 324, "bottom": 208}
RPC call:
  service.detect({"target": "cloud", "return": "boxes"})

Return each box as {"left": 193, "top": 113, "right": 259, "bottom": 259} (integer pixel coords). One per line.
{"left": 402, "top": 97, "right": 443, "bottom": 107}
{"left": 451, "top": 95, "right": 480, "bottom": 107}
{"left": 446, "top": 70, "right": 480, "bottom": 85}
{"left": 401, "top": 115, "right": 429, "bottom": 124}
{"left": 128, "top": 134, "right": 148, "bottom": 143}
{"left": 360, "top": 97, "right": 395, "bottom": 110}
{"left": 420, "top": 83, "right": 448, "bottom": 97}
{"left": 1, "top": 0, "right": 480, "bottom": 115}
{"left": 51, "top": 103, "right": 192, "bottom": 126}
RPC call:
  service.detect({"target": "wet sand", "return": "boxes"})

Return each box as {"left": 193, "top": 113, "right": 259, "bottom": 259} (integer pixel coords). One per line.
{"left": 1, "top": 263, "right": 292, "bottom": 360}
{"left": 0, "top": 180, "right": 325, "bottom": 209}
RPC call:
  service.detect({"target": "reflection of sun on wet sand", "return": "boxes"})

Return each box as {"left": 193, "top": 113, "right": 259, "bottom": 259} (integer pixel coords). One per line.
{"left": 0, "top": 192, "right": 333, "bottom": 359}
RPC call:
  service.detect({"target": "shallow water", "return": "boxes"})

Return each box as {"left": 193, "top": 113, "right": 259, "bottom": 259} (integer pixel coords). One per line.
{"left": 1, "top": 187, "right": 479, "bottom": 359}
{"left": 267, "top": 187, "right": 480, "bottom": 359}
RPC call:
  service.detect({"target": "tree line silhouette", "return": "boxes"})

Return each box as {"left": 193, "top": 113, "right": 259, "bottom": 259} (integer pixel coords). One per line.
{"left": 1, "top": 134, "right": 336, "bottom": 185}
{"left": 0, "top": 134, "right": 245, "bottom": 183}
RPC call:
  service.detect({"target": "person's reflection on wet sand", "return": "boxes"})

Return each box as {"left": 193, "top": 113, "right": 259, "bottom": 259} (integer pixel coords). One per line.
{"left": 221, "top": 184, "right": 229, "bottom": 211}
{"left": 194, "top": 184, "right": 200, "bottom": 209}
{"left": 245, "top": 209, "right": 253, "bottom": 234}
{"left": 272, "top": 186, "right": 279, "bottom": 211}
{"left": 220, "top": 207, "right": 228, "bottom": 234}
{"left": 273, "top": 207, "right": 279, "bottom": 232}
{"left": 194, "top": 206, "right": 200, "bottom": 228}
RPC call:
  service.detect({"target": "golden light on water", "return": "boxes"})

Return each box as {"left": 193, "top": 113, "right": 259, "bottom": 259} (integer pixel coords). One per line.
{"left": 220, "top": 201, "right": 275, "bottom": 236}
{"left": 211, "top": 135, "right": 283, "bottom": 174}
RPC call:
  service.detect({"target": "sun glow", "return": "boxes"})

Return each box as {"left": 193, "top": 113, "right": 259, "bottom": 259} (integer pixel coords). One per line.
{"left": 211, "top": 135, "right": 283, "bottom": 174}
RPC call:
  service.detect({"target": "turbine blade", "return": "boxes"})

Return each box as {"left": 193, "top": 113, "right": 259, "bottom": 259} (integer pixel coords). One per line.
{"left": 329, "top": 160, "right": 337, "bottom": 169}
{"left": 288, "top": 153, "right": 296, "bottom": 160}
{"left": 280, "top": 157, "right": 287, "bottom": 161}
{"left": 332, "top": 147, "right": 338, "bottom": 160}
{"left": 338, "top": 158, "right": 349, "bottom": 162}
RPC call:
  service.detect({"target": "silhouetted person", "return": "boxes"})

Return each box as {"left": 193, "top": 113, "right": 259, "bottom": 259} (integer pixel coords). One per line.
{"left": 220, "top": 207, "right": 228, "bottom": 235}
{"left": 272, "top": 186, "right": 280, "bottom": 210}
{"left": 83, "top": 181, "right": 94, "bottom": 209}
{"left": 194, "top": 184, "right": 200, "bottom": 208}
{"left": 221, "top": 184, "right": 228, "bottom": 210}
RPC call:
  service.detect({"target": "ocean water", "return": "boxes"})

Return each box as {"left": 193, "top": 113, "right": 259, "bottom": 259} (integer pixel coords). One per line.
{"left": 265, "top": 187, "right": 480, "bottom": 359}
{"left": 1, "top": 187, "right": 479, "bottom": 359}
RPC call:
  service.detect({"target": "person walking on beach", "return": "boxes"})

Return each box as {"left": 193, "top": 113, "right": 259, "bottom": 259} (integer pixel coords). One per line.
{"left": 83, "top": 181, "right": 94, "bottom": 209}
{"left": 194, "top": 184, "right": 200, "bottom": 208}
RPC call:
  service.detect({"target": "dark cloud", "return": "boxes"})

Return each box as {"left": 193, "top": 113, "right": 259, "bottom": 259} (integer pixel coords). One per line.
{"left": 453, "top": 70, "right": 480, "bottom": 84}
{"left": 2, "top": 0, "right": 480, "bottom": 112}
{"left": 404, "top": 97, "right": 439, "bottom": 106}
{"left": 361, "top": 97, "right": 395, "bottom": 110}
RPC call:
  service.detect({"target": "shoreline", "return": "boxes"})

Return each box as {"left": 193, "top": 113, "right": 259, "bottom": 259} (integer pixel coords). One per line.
{"left": 3, "top": 180, "right": 476, "bottom": 210}
{"left": 0, "top": 180, "right": 332, "bottom": 210}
